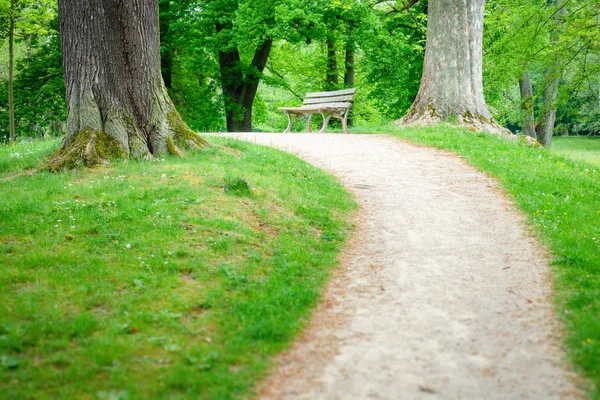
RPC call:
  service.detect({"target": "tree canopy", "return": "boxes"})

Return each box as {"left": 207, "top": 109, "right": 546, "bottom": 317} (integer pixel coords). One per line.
{"left": 0, "top": 0, "right": 599, "bottom": 142}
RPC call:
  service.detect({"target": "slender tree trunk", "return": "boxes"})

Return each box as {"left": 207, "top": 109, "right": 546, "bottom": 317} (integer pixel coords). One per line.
{"left": 344, "top": 41, "right": 355, "bottom": 127}
{"left": 400, "top": 0, "right": 506, "bottom": 134}
{"left": 8, "top": 0, "right": 16, "bottom": 144}
{"left": 536, "top": 1, "right": 565, "bottom": 148}
{"left": 217, "top": 22, "right": 272, "bottom": 132}
{"left": 49, "top": 0, "right": 207, "bottom": 171}
{"left": 536, "top": 73, "right": 559, "bottom": 147}
{"left": 518, "top": 72, "right": 536, "bottom": 138}
{"left": 326, "top": 38, "right": 339, "bottom": 89}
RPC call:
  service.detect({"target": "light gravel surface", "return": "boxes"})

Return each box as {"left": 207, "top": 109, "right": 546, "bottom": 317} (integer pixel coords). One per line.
{"left": 215, "top": 133, "right": 584, "bottom": 400}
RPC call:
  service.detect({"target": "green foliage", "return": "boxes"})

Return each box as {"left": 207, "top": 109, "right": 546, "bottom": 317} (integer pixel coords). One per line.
{"left": 0, "top": 2, "right": 62, "bottom": 142}
{"left": 155, "top": 0, "right": 427, "bottom": 131}
{"left": 0, "top": 137, "right": 355, "bottom": 398}
{"left": 484, "top": 0, "right": 600, "bottom": 134}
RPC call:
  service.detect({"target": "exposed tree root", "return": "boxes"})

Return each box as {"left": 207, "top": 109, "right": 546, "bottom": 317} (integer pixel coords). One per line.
{"left": 397, "top": 110, "right": 540, "bottom": 147}
{"left": 46, "top": 128, "right": 127, "bottom": 172}
{"left": 45, "top": 113, "right": 211, "bottom": 172}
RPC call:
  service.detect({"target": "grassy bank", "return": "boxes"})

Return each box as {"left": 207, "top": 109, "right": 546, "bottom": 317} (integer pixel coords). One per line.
{"left": 0, "top": 137, "right": 355, "bottom": 399}
{"left": 553, "top": 136, "right": 600, "bottom": 167}
{"left": 359, "top": 124, "right": 599, "bottom": 397}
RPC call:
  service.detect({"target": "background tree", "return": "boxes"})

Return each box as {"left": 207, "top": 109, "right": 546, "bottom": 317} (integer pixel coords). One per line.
{"left": 401, "top": 0, "right": 506, "bottom": 134}
{"left": 48, "top": 0, "right": 208, "bottom": 171}
{"left": 0, "top": 0, "right": 56, "bottom": 142}
{"left": 484, "top": 0, "right": 600, "bottom": 142}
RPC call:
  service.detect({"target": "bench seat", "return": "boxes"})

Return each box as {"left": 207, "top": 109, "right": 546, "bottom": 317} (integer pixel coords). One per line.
{"left": 278, "top": 89, "right": 356, "bottom": 134}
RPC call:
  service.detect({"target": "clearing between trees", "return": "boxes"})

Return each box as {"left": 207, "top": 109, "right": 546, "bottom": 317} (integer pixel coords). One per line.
{"left": 215, "top": 132, "right": 585, "bottom": 399}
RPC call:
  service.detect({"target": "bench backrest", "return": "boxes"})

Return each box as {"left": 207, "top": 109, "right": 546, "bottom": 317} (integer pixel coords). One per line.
{"left": 302, "top": 88, "right": 356, "bottom": 109}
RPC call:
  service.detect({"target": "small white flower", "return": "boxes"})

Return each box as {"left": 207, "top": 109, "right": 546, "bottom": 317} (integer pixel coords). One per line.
{"left": 126, "top": 244, "right": 131, "bottom": 249}
{"left": 161, "top": 174, "right": 167, "bottom": 179}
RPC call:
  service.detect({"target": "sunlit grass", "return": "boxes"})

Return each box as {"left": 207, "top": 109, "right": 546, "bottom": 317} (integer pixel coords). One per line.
{"left": 553, "top": 136, "right": 600, "bottom": 167}
{"left": 0, "top": 138, "right": 61, "bottom": 174}
{"left": 0, "top": 137, "right": 355, "bottom": 399}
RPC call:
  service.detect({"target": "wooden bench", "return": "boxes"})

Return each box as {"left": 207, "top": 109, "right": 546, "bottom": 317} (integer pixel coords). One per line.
{"left": 278, "top": 88, "right": 356, "bottom": 134}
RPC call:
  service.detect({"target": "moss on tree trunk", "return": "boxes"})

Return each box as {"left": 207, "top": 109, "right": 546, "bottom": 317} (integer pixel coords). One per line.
{"left": 51, "top": 0, "right": 210, "bottom": 171}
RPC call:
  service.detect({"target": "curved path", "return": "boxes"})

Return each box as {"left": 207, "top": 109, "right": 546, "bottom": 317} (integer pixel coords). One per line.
{"left": 217, "top": 133, "right": 583, "bottom": 399}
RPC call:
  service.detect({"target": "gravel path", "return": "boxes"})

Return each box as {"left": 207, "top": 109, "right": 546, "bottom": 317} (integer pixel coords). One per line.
{"left": 217, "top": 133, "right": 583, "bottom": 400}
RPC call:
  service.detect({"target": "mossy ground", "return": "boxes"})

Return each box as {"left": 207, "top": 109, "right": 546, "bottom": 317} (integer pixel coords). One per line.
{"left": 0, "top": 137, "right": 355, "bottom": 399}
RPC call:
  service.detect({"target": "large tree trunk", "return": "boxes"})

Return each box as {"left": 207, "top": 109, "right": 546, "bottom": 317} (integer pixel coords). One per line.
{"left": 8, "top": 0, "right": 15, "bottom": 144}
{"left": 326, "top": 38, "right": 339, "bottom": 90}
{"left": 400, "top": 0, "right": 506, "bottom": 134}
{"left": 519, "top": 72, "right": 536, "bottom": 138}
{"left": 49, "top": 0, "right": 207, "bottom": 171}
{"left": 217, "top": 22, "right": 272, "bottom": 133}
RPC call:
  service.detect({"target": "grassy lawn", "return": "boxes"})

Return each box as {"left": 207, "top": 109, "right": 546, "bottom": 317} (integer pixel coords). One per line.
{"left": 553, "top": 136, "right": 600, "bottom": 167}
{"left": 357, "top": 124, "right": 599, "bottom": 398}
{"left": 0, "top": 137, "right": 355, "bottom": 399}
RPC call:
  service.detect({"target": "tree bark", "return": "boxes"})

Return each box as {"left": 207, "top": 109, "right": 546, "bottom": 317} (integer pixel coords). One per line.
{"left": 518, "top": 72, "right": 536, "bottom": 138}
{"left": 535, "top": 1, "right": 565, "bottom": 148}
{"left": 326, "top": 38, "right": 339, "bottom": 90}
{"left": 344, "top": 41, "right": 355, "bottom": 127}
{"left": 536, "top": 72, "right": 559, "bottom": 148}
{"left": 8, "top": 0, "right": 16, "bottom": 144}
{"left": 49, "top": 0, "right": 207, "bottom": 171}
{"left": 217, "top": 21, "right": 272, "bottom": 132}
{"left": 400, "top": 0, "right": 507, "bottom": 134}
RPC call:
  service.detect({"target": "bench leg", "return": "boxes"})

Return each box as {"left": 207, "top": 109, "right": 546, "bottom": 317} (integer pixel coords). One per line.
{"left": 306, "top": 114, "right": 313, "bottom": 133}
{"left": 283, "top": 113, "right": 295, "bottom": 133}
{"left": 319, "top": 113, "right": 331, "bottom": 134}
{"left": 342, "top": 112, "right": 350, "bottom": 134}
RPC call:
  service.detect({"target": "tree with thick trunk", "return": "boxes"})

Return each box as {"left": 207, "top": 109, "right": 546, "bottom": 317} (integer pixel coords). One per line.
{"left": 48, "top": 0, "right": 208, "bottom": 171}
{"left": 519, "top": 72, "right": 536, "bottom": 138}
{"left": 400, "top": 0, "right": 507, "bottom": 134}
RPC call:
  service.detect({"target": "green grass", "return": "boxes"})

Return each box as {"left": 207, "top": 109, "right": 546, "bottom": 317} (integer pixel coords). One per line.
{"left": 358, "top": 124, "right": 600, "bottom": 398}
{"left": 553, "top": 136, "right": 600, "bottom": 167}
{"left": 0, "top": 138, "right": 61, "bottom": 174}
{"left": 0, "top": 137, "right": 355, "bottom": 399}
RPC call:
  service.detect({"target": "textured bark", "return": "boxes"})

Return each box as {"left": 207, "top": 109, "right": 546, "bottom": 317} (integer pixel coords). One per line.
{"left": 535, "top": 2, "right": 565, "bottom": 148}
{"left": 400, "top": 0, "right": 507, "bottom": 135}
{"left": 50, "top": 0, "right": 208, "bottom": 171}
{"left": 519, "top": 72, "right": 536, "bottom": 138}
{"left": 536, "top": 73, "right": 559, "bottom": 148}
{"left": 217, "top": 22, "right": 272, "bottom": 133}
{"left": 8, "top": 0, "right": 15, "bottom": 143}
{"left": 344, "top": 42, "right": 355, "bottom": 127}
{"left": 326, "top": 38, "right": 339, "bottom": 89}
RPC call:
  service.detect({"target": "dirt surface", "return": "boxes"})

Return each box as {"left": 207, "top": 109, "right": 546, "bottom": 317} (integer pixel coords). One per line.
{"left": 215, "top": 133, "right": 584, "bottom": 400}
